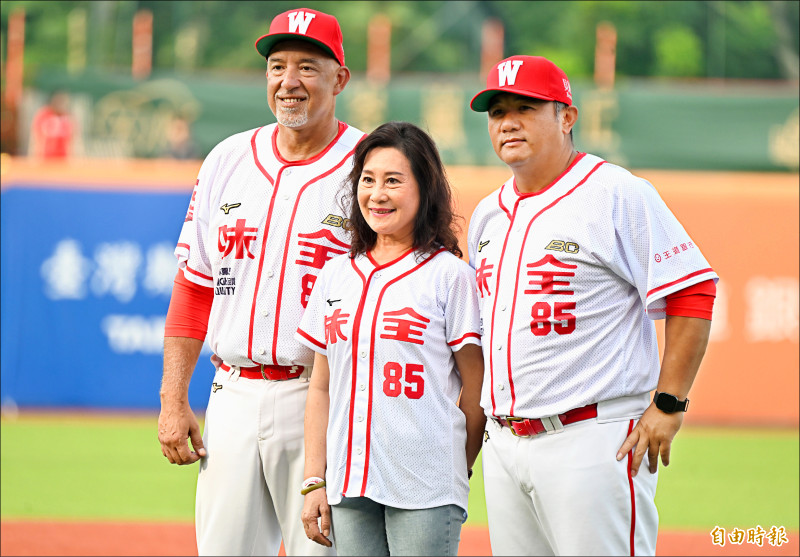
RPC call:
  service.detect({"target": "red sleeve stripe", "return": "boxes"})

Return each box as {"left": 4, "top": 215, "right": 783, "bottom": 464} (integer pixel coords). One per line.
{"left": 297, "top": 328, "right": 326, "bottom": 350}
{"left": 666, "top": 278, "right": 716, "bottom": 297}
{"left": 177, "top": 243, "right": 190, "bottom": 251}
{"left": 447, "top": 332, "right": 481, "bottom": 346}
{"left": 646, "top": 268, "right": 715, "bottom": 298}
{"left": 184, "top": 265, "right": 213, "bottom": 281}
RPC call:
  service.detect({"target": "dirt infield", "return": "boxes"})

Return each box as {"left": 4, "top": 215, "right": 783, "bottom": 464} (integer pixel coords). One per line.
{"left": 1, "top": 521, "right": 797, "bottom": 556}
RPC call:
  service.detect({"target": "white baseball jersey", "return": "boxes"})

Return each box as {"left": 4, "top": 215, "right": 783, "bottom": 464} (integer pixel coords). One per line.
{"left": 176, "top": 121, "right": 365, "bottom": 368}
{"left": 176, "top": 121, "right": 363, "bottom": 556}
{"left": 295, "top": 248, "right": 481, "bottom": 512}
{"left": 467, "top": 152, "right": 718, "bottom": 419}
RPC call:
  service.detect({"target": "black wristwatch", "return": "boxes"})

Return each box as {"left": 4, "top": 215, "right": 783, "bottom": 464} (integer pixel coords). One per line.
{"left": 653, "top": 391, "right": 689, "bottom": 413}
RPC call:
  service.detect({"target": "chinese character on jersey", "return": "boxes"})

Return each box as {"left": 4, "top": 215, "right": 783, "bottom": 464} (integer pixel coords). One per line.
{"left": 218, "top": 219, "right": 258, "bottom": 259}
{"left": 380, "top": 308, "right": 429, "bottom": 345}
{"left": 525, "top": 254, "right": 576, "bottom": 295}
{"left": 185, "top": 180, "right": 198, "bottom": 222}
{"left": 476, "top": 258, "right": 494, "bottom": 298}
{"left": 325, "top": 309, "right": 350, "bottom": 344}
{"left": 295, "top": 229, "right": 349, "bottom": 269}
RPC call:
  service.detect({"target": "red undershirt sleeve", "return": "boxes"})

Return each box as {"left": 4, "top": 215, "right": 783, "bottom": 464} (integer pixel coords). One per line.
{"left": 164, "top": 270, "right": 214, "bottom": 340}
{"left": 665, "top": 279, "right": 716, "bottom": 320}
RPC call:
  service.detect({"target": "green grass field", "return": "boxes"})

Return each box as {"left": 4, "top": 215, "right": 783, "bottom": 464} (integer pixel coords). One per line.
{"left": 1, "top": 413, "right": 797, "bottom": 532}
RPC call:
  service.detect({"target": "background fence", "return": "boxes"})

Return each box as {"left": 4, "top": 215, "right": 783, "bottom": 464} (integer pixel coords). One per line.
{"left": 20, "top": 70, "right": 800, "bottom": 170}
{"left": 1, "top": 157, "right": 797, "bottom": 426}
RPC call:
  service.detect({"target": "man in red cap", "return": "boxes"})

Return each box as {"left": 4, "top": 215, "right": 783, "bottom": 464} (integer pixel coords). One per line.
{"left": 467, "top": 55, "right": 718, "bottom": 555}
{"left": 158, "top": 7, "right": 363, "bottom": 555}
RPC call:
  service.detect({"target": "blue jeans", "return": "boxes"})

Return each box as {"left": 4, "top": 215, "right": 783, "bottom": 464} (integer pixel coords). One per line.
{"left": 330, "top": 497, "right": 466, "bottom": 556}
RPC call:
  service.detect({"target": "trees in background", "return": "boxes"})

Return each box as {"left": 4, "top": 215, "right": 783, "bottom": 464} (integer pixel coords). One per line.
{"left": 1, "top": 0, "right": 798, "bottom": 80}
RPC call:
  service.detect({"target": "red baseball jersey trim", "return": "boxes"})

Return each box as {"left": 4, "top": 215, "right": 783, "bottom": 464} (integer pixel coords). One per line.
{"left": 272, "top": 121, "right": 347, "bottom": 166}
{"left": 503, "top": 160, "right": 605, "bottom": 416}
{"left": 342, "top": 255, "right": 371, "bottom": 496}
{"left": 467, "top": 152, "right": 718, "bottom": 419}
{"left": 646, "top": 268, "right": 715, "bottom": 297}
{"left": 246, "top": 125, "right": 360, "bottom": 362}
{"left": 296, "top": 247, "right": 481, "bottom": 510}
{"left": 250, "top": 127, "right": 275, "bottom": 185}
{"left": 246, "top": 165, "right": 285, "bottom": 361}
{"left": 359, "top": 248, "right": 446, "bottom": 496}
{"left": 447, "top": 332, "right": 482, "bottom": 347}
{"left": 268, "top": 184, "right": 351, "bottom": 364}
{"left": 296, "top": 327, "right": 326, "bottom": 351}
{"left": 626, "top": 419, "right": 636, "bottom": 556}
{"left": 512, "top": 152, "right": 586, "bottom": 198}
{"left": 174, "top": 122, "right": 364, "bottom": 370}
{"left": 183, "top": 264, "right": 213, "bottom": 282}
{"left": 488, "top": 160, "right": 605, "bottom": 417}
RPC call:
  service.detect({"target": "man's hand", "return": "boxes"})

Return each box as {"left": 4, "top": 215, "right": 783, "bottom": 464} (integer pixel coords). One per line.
{"left": 616, "top": 404, "right": 683, "bottom": 477}
{"left": 158, "top": 400, "right": 206, "bottom": 465}
{"left": 301, "top": 488, "right": 332, "bottom": 547}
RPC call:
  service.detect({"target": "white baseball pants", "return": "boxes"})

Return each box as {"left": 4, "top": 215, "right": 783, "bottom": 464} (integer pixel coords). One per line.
{"left": 482, "top": 399, "right": 658, "bottom": 556}
{"left": 195, "top": 365, "right": 336, "bottom": 557}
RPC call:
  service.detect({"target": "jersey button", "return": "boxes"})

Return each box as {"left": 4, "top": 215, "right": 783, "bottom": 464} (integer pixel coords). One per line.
{"left": 356, "top": 415, "right": 363, "bottom": 422}
{"left": 266, "top": 270, "right": 274, "bottom": 278}
{"left": 261, "top": 309, "right": 269, "bottom": 317}
{"left": 259, "top": 347, "right": 266, "bottom": 355}
{"left": 501, "top": 304, "right": 507, "bottom": 311}
{"left": 359, "top": 383, "right": 366, "bottom": 391}
{"left": 496, "top": 344, "right": 503, "bottom": 350}
{"left": 359, "top": 350, "right": 367, "bottom": 358}
{"left": 285, "top": 168, "right": 292, "bottom": 176}
{"left": 356, "top": 447, "right": 363, "bottom": 455}
{"left": 497, "top": 384, "right": 504, "bottom": 391}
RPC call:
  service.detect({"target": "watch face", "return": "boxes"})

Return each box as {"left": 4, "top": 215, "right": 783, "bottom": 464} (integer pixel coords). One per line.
{"left": 656, "top": 392, "right": 679, "bottom": 413}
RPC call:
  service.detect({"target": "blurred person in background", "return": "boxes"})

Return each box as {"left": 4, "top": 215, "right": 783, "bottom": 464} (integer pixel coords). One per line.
{"left": 157, "top": 7, "right": 364, "bottom": 556}
{"left": 162, "top": 114, "right": 200, "bottom": 160}
{"left": 29, "top": 90, "right": 76, "bottom": 159}
{"left": 467, "top": 55, "right": 718, "bottom": 556}
{"left": 298, "top": 121, "right": 485, "bottom": 556}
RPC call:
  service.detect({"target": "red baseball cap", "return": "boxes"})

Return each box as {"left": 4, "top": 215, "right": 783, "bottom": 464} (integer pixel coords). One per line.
{"left": 255, "top": 8, "right": 345, "bottom": 66}
{"left": 470, "top": 55, "right": 573, "bottom": 111}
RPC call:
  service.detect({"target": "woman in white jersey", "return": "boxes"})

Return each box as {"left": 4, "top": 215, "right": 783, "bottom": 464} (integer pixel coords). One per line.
{"left": 297, "top": 121, "right": 485, "bottom": 556}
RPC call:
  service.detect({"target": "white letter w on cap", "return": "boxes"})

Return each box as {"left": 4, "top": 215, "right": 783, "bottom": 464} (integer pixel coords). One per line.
{"left": 288, "top": 11, "right": 316, "bottom": 34}
{"left": 498, "top": 60, "right": 523, "bottom": 87}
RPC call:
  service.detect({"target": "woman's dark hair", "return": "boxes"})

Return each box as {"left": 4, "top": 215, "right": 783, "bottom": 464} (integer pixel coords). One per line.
{"left": 345, "top": 121, "right": 462, "bottom": 259}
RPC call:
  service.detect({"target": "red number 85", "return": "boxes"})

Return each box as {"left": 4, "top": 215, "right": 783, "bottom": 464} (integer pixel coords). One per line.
{"left": 530, "top": 301, "right": 576, "bottom": 336}
{"left": 382, "top": 362, "right": 425, "bottom": 399}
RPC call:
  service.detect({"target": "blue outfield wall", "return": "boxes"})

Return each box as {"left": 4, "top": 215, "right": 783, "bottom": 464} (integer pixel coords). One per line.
{"left": 0, "top": 184, "right": 214, "bottom": 410}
